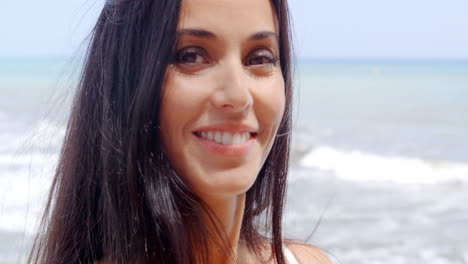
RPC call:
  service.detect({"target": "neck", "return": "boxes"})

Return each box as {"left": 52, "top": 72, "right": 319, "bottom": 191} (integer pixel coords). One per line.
{"left": 198, "top": 193, "right": 247, "bottom": 264}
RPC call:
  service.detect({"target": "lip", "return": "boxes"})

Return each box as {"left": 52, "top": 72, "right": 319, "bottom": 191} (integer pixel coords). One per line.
{"left": 193, "top": 123, "right": 258, "bottom": 134}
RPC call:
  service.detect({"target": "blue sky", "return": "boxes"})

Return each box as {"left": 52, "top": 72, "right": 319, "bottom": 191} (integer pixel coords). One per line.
{"left": 1, "top": 0, "right": 467, "bottom": 59}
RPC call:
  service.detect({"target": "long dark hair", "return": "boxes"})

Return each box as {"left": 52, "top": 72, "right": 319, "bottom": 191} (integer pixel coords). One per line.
{"left": 28, "top": 0, "right": 293, "bottom": 263}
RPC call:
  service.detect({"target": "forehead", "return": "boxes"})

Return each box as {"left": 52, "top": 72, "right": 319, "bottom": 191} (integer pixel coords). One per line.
{"left": 178, "top": 0, "right": 278, "bottom": 35}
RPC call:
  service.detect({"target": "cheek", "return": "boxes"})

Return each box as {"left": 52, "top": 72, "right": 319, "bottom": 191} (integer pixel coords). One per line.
{"left": 160, "top": 71, "right": 206, "bottom": 132}
{"left": 257, "top": 78, "right": 286, "bottom": 129}
{"left": 160, "top": 73, "right": 191, "bottom": 166}
{"left": 274, "top": 75, "right": 286, "bottom": 121}
{"left": 251, "top": 77, "right": 285, "bottom": 166}
{"left": 252, "top": 80, "right": 285, "bottom": 172}
{"left": 159, "top": 70, "right": 211, "bottom": 175}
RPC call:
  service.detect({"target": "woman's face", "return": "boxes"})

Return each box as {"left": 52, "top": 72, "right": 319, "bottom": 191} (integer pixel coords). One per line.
{"left": 160, "top": 0, "right": 285, "bottom": 198}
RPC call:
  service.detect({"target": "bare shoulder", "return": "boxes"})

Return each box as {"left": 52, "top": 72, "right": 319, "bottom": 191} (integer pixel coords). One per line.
{"left": 285, "top": 242, "right": 332, "bottom": 264}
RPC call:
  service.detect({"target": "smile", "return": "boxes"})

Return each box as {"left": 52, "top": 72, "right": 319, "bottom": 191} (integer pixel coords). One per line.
{"left": 192, "top": 130, "right": 257, "bottom": 157}
{"left": 193, "top": 131, "right": 254, "bottom": 145}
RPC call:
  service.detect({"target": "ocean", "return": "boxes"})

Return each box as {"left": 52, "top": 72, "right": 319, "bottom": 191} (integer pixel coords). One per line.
{"left": 0, "top": 57, "right": 467, "bottom": 263}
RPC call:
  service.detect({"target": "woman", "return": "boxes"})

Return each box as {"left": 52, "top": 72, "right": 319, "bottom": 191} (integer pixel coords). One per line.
{"left": 29, "top": 0, "right": 331, "bottom": 263}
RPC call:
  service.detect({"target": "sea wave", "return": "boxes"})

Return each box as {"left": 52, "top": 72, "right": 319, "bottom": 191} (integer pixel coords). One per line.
{"left": 0, "top": 119, "right": 64, "bottom": 234}
{"left": 299, "top": 145, "right": 468, "bottom": 185}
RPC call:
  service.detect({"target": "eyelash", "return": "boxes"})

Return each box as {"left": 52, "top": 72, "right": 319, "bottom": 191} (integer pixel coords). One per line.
{"left": 245, "top": 49, "right": 279, "bottom": 67}
{"left": 173, "top": 47, "right": 279, "bottom": 67}
{"left": 173, "top": 47, "right": 209, "bottom": 65}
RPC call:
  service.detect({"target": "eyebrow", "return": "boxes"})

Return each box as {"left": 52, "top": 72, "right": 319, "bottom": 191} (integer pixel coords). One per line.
{"left": 248, "top": 31, "right": 279, "bottom": 41}
{"left": 176, "top": 29, "right": 279, "bottom": 42}
{"left": 177, "top": 29, "right": 217, "bottom": 39}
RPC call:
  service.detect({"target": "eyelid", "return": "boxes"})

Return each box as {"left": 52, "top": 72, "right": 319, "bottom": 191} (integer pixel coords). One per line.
{"left": 250, "top": 46, "right": 275, "bottom": 56}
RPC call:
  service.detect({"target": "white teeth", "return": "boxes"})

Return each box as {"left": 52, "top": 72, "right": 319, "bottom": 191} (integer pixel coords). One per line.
{"left": 207, "top": 131, "right": 214, "bottom": 140}
{"left": 242, "top": 133, "right": 248, "bottom": 142}
{"left": 222, "top": 132, "right": 233, "bottom": 145}
{"left": 214, "top": 131, "right": 222, "bottom": 143}
{"left": 232, "top": 133, "right": 241, "bottom": 144}
{"left": 198, "top": 131, "right": 251, "bottom": 145}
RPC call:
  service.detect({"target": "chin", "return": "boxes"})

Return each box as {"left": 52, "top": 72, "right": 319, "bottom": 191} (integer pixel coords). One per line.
{"left": 181, "top": 164, "right": 261, "bottom": 198}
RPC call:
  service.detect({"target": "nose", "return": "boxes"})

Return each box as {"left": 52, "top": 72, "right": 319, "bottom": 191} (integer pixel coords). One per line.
{"left": 211, "top": 59, "right": 253, "bottom": 113}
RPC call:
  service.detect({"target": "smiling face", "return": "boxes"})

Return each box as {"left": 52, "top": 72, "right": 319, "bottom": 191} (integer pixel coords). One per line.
{"left": 160, "top": 0, "right": 285, "bottom": 199}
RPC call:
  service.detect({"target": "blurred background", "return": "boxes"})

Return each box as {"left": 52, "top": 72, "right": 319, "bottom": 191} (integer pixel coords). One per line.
{"left": 1, "top": 0, "right": 467, "bottom": 263}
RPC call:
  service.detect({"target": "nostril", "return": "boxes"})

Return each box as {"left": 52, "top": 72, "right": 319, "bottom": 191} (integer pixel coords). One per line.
{"left": 222, "top": 104, "right": 235, "bottom": 108}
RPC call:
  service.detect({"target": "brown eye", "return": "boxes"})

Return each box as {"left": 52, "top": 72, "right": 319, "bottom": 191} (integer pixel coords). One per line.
{"left": 174, "top": 47, "right": 209, "bottom": 64}
{"left": 248, "top": 57, "right": 270, "bottom": 65}
{"left": 245, "top": 49, "right": 278, "bottom": 66}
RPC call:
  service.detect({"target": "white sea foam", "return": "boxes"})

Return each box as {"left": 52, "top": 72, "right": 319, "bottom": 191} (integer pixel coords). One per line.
{"left": 0, "top": 152, "right": 56, "bottom": 234}
{"left": 300, "top": 145, "right": 468, "bottom": 185}
{"left": 0, "top": 119, "right": 63, "bottom": 234}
